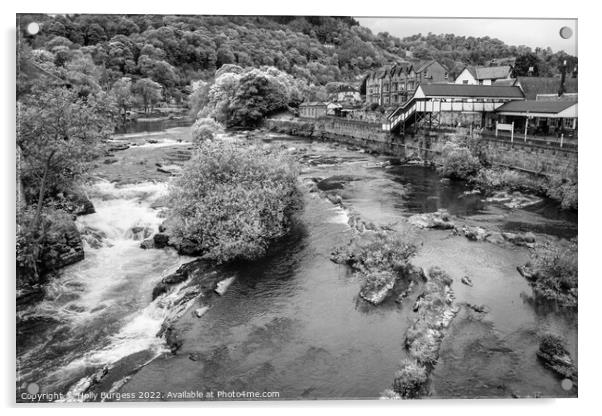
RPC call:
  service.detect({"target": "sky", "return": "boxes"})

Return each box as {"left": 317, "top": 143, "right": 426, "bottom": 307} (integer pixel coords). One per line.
{"left": 355, "top": 18, "right": 577, "bottom": 55}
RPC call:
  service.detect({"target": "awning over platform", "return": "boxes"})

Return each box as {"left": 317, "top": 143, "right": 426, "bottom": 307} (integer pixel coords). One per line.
{"left": 495, "top": 100, "right": 578, "bottom": 118}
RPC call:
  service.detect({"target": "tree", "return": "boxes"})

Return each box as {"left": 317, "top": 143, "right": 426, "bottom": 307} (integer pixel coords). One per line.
{"left": 110, "top": 77, "right": 134, "bottom": 123}
{"left": 228, "top": 69, "right": 289, "bottom": 127}
{"left": 513, "top": 53, "right": 541, "bottom": 77}
{"left": 132, "top": 78, "right": 162, "bottom": 113}
{"left": 17, "top": 86, "right": 115, "bottom": 233}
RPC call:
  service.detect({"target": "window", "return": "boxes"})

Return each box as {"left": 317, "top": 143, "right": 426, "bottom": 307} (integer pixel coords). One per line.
{"left": 444, "top": 72, "right": 448, "bottom": 79}
{"left": 463, "top": 80, "right": 469, "bottom": 84}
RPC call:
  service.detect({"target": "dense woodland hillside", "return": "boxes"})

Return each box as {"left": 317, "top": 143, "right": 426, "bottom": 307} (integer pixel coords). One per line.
{"left": 17, "top": 14, "right": 577, "bottom": 105}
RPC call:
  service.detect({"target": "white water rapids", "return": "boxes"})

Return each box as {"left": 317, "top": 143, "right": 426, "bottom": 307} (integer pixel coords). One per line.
{"left": 19, "top": 180, "right": 197, "bottom": 401}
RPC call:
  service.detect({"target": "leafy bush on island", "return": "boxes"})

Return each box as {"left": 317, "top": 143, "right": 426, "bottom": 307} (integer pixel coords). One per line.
{"left": 191, "top": 117, "right": 223, "bottom": 144}
{"left": 392, "top": 358, "right": 428, "bottom": 398}
{"left": 528, "top": 238, "right": 578, "bottom": 307}
{"left": 539, "top": 333, "right": 569, "bottom": 358}
{"left": 331, "top": 230, "right": 417, "bottom": 304}
{"left": 166, "top": 140, "right": 299, "bottom": 263}
{"left": 331, "top": 230, "right": 417, "bottom": 275}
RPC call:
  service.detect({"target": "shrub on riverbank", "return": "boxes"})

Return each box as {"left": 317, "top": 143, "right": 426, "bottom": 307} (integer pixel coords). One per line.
{"left": 434, "top": 135, "right": 577, "bottom": 211}
{"left": 17, "top": 208, "right": 83, "bottom": 285}
{"left": 470, "top": 167, "right": 577, "bottom": 211}
{"left": 471, "top": 167, "right": 543, "bottom": 193}
{"left": 529, "top": 239, "right": 578, "bottom": 307}
{"left": 166, "top": 140, "right": 299, "bottom": 263}
{"left": 546, "top": 175, "right": 578, "bottom": 210}
{"left": 436, "top": 140, "right": 481, "bottom": 180}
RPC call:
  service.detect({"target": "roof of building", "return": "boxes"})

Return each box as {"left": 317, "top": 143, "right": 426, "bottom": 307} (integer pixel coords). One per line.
{"left": 464, "top": 65, "right": 512, "bottom": 80}
{"left": 335, "top": 84, "right": 358, "bottom": 93}
{"left": 516, "top": 76, "right": 578, "bottom": 100}
{"left": 419, "top": 84, "right": 525, "bottom": 98}
{"left": 496, "top": 99, "right": 577, "bottom": 114}
{"left": 492, "top": 78, "right": 518, "bottom": 86}
{"left": 299, "top": 101, "right": 328, "bottom": 107}
{"left": 415, "top": 60, "right": 438, "bottom": 73}
{"left": 536, "top": 93, "right": 578, "bottom": 102}
{"left": 487, "top": 57, "right": 517, "bottom": 67}
{"left": 367, "top": 62, "right": 413, "bottom": 80}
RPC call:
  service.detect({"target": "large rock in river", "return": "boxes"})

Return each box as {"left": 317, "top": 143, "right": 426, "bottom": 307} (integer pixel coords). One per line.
{"left": 408, "top": 209, "right": 455, "bottom": 230}
{"left": 39, "top": 218, "right": 85, "bottom": 272}
{"left": 360, "top": 271, "right": 397, "bottom": 305}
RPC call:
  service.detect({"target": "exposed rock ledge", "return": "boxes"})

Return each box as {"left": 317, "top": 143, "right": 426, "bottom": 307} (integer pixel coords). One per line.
{"left": 383, "top": 267, "right": 459, "bottom": 399}
{"left": 151, "top": 259, "right": 234, "bottom": 354}
{"left": 407, "top": 209, "right": 455, "bottom": 230}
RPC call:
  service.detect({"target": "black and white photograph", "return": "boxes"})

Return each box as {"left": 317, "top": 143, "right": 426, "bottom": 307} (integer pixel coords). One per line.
{"left": 10, "top": 3, "right": 587, "bottom": 408}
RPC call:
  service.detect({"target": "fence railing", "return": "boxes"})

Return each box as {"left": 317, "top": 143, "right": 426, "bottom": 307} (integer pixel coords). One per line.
{"left": 481, "top": 130, "right": 578, "bottom": 150}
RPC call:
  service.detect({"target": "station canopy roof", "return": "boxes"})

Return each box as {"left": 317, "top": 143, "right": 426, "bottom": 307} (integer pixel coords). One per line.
{"left": 496, "top": 99, "right": 577, "bottom": 114}
{"left": 418, "top": 84, "right": 525, "bottom": 99}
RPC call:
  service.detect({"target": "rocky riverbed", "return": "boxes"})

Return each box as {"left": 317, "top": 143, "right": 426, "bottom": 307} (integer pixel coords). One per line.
{"left": 16, "top": 127, "right": 577, "bottom": 401}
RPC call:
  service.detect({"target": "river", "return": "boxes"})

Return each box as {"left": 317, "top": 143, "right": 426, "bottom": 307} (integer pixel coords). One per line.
{"left": 16, "top": 125, "right": 577, "bottom": 401}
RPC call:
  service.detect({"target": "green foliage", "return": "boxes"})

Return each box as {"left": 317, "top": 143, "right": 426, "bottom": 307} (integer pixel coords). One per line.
{"left": 472, "top": 168, "right": 577, "bottom": 211}
{"left": 539, "top": 333, "right": 569, "bottom": 357}
{"left": 472, "top": 168, "right": 543, "bottom": 192}
{"left": 404, "top": 267, "right": 455, "bottom": 366}
{"left": 188, "top": 80, "right": 210, "bottom": 117}
{"left": 436, "top": 140, "right": 482, "bottom": 180}
{"left": 191, "top": 117, "right": 222, "bottom": 144}
{"left": 18, "top": 86, "right": 115, "bottom": 212}
{"left": 514, "top": 53, "right": 541, "bottom": 76}
{"left": 546, "top": 175, "right": 578, "bottom": 210}
{"left": 362, "top": 270, "right": 395, "bottom": 293}
{"left": 166, "top": 140, "right": 299, "bottom": 263}
{"left": 331, "top": 230, "right": 417, "bottom": 275}
{"left": 19, "top": 14, "right": 575, "bottom": 108}
{"left": 397, "top": 33, "right": 575, "bottom": 78}
{"left": 530, "top": 238, "right": 578, "bottom": 306}
{"left": 132, "top": 78, "right": 162, "bottom": 113}
{"left": 110, "top": 77, "right": 134, "bottom": 122}
{"left": 200, "top": 66, "right": 306, "bottom": 128}
{"left": 16, "top": 207, "right": 76, "bottom": 285}
{"left": 392, "top": 358, "right": 428, "bottom": 398}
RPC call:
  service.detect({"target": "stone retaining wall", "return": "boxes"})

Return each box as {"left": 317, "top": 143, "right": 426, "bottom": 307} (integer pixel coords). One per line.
{"left": 266, "top": 117, "right": 577, "bottom": 177}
